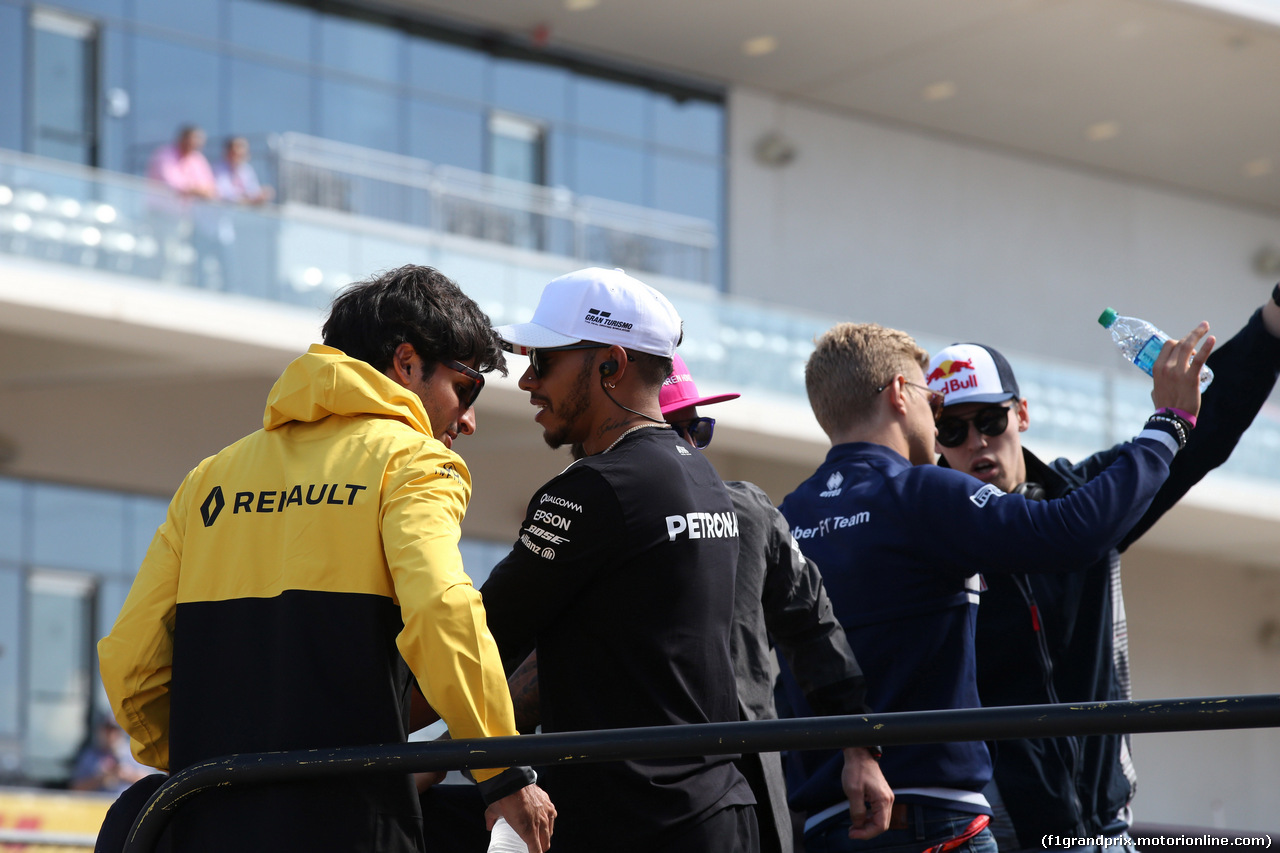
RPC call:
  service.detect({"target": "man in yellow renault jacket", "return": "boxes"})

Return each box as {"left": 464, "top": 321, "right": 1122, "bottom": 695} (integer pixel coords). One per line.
{"left": 98, "top": 265, "right": 555, "bottom": 853}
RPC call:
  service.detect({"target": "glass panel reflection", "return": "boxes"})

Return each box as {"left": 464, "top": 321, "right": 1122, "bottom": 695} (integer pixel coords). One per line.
{"left": 23, "top": 571, "right": 95, "bottom": 783}
{"left": 0, "top": 567, "right": 19, "bottom": 737}
{"left": 32, "top": 484, "right": 126, "bottom": 574}
{"left": 320, "top": 14, "right": 402, "bottom": 83}
{"left": 31, "top": 10, "right": 97, "bottom": 167}
{"left": 229, "top": 0, "right": 315, "bottom": 64}
{"left": 408, "top": 36, "right": 487, "bottom": 102}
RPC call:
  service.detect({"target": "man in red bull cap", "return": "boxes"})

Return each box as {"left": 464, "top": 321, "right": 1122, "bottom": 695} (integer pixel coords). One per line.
{"left": 776, "top": 320, "right": 1211, "bottom": 853}
{"left": 659, "top": 353, "right": 893, "bottom": 853}
{"left": 927, "top": 295, "right": 1280, "bottom": 853}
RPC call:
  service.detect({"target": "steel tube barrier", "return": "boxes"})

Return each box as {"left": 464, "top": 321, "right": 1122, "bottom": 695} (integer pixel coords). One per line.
{"left": 124, "top": 693, "right": 1280, "bottom": 852}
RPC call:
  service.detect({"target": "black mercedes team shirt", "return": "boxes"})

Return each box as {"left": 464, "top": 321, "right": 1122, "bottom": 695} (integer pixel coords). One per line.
{"left": 482, "top": 427, "right": 754, "bottom": 851}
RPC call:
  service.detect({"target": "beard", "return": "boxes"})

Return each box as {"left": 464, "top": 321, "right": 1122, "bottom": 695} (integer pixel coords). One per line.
{"left": 541, "top": 356, "right": 595, "bottom": 450}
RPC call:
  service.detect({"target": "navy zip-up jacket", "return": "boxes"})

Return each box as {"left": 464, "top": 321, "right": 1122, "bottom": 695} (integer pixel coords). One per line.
{"left": 778, "top": 429, "right": 1176, "bottom": 819}
{"left": 975, "top": 307, "right": 1280, "bottom": 847}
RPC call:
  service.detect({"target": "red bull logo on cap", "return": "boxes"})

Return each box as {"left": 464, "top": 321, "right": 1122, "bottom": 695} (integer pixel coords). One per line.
{"left": 926, "top": 358, "right": 977, "bottom": 393}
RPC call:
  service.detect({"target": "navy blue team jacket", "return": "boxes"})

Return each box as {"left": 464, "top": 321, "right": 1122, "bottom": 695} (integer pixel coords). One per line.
{"left": 777, "top": 432, "right": 1175, "bottom": 819}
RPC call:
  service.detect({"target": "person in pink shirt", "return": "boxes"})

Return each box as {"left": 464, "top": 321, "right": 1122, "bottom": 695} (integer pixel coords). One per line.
{"left": 147, "top": 124, "right": 221, "bottom": 288}
{"left": 147, "top": 124, "right": 216, "bottom": 200}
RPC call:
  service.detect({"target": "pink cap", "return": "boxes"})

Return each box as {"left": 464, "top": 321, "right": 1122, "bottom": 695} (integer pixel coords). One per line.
{"left": 659, "top": 353, "right": 741, "bottom": 414}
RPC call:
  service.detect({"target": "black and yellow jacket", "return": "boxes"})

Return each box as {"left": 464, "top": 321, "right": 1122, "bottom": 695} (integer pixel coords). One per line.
{"left": 98, "top": 345, "right": 526, "bottom": 852}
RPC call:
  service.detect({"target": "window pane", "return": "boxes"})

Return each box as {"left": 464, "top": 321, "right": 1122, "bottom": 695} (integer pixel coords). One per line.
{"left": 131, "top": 36, "right": 221, "bottom": 165}
{"left": 488, "top": 113, "right": 544, "bottom": 185}
{"left": 572, "top": 75, "right": 647, "bottom": 140}
{"left": 24, "top": 572, "right": 95, "bottom": 783}
{"left": 458, "top": 539, "right": 510, "bottom": 587}
{"left": 32, "top": 19, "right": 96, "bottom": 166}
{"left": 0, "top": 479, "right": 21, "bottom": 562}
{"left": 126, "top": 496, "right": 169, "bottom": 572}
{"left": 229, "top": 0, "right": 315, "bottom": 64}
{"left": 98, "top": 577, "right": 133, "bottom": 649}
{"left": 50, "top": 0, "right": 126, "bottom": 17}
{"left": 320, "top": 14, "right": 402, "bottom": 84}
{"left": 573, "top": 134, "right": 644, "bottom": 207}
{"left": 653, "top": 153, "right": 721, "bottom": 222}
{"left": 493, "top": 57, "right": 566, "bottom": 123}
{"left": 407, "top": 98, "right": 483, "bottom": 171}
{"left": 0, "top": 6, "right": 24, "bottom": 152}
{"left": 31, "top": 484, "right": 126, "bottom": 574}
{"left": 408, "top": 36, "right": 486, "bottom": 102}
{"left": 99, "top": 28, "right": 128, "bottom": 173}
{"left": 654, "top": 94, "right": 722, "bottom": 157}
{"left": 133, "top": 0, "right": 219, "bottom": 38}
{"left": 546, "top": 129, "right": 570, "bottom": 191}
{"left": 320, "top": 78, "right": 401, "bottom": 153}
{"left": 229, "top": 58, "right": 313, "bottom": 137}
{"left": 0, "top": 567, "right": 19, "bottom": 736}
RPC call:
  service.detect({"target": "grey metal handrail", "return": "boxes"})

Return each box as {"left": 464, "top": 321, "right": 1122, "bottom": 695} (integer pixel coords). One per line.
{"left": 124, "top": 694, "right": 1280, "bottom": 853}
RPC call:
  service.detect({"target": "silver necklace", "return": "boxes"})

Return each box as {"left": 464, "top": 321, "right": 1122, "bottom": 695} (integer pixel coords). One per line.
{"left": 602, "top": 422, "right": 670, "bottom": 454}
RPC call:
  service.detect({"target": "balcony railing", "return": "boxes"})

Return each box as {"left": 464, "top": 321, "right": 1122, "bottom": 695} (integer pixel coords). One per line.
{"left": 2, "top": 146, "right": 1280, "bottom": 486}
{"left": 270, "top": 132, "right": 717, "bottom": 285}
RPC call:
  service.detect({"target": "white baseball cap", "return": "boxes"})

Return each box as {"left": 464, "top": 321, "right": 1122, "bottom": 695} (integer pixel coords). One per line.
{"left": 495, "top": 267, "right": 682, "bottom": 358}
{"left": 926, "top": 342, "right": 1021, "bottom": 406}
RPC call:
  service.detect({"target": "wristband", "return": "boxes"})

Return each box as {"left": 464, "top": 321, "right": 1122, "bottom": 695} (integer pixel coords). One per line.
{"left": 1144, "top": 413, "right": 1188, "bottom": 450}
{"left": 476, "top": 765, "right": 538, "bottom": 805}
{"left": 1156, "top": 406, "right": 1197, "bottom": 428}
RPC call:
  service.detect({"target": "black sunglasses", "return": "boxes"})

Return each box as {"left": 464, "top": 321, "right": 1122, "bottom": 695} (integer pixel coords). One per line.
{"left": 527, "top": 343, "right": 610, "bottom": 379}
{"left": 671, "top": 416, "right": 716, "bottom": 449}
{"left": 936, "top": 404, "right": 1014, "bottom": 448}
{"left": 442, "top": 360, "right": 484, "bottom": 409}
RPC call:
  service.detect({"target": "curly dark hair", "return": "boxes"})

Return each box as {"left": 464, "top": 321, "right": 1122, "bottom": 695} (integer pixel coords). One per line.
{"left": 322, "top": 265, "right": 507, "bottom": 377}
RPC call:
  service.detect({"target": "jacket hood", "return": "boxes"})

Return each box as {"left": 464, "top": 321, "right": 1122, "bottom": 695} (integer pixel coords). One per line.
{"left": 264, "top": 344, "right": 434, "bottom": 436}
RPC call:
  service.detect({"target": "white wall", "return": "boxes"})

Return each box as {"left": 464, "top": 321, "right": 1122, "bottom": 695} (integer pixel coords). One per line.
{"left": 728, "top": 87, "right": 1280, "bottom": 370}
{"left": 1124, "top": 544, "right": 1280, "bottom": 831}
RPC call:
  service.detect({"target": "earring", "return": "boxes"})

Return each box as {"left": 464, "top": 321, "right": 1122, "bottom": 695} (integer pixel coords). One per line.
{"left": 605, "top": 382, "right": 616, "bottom": 389}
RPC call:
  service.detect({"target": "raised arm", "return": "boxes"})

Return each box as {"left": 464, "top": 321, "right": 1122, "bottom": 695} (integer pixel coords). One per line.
{"left": 1121, "top": 304, "right": 1280, "bottom": 549}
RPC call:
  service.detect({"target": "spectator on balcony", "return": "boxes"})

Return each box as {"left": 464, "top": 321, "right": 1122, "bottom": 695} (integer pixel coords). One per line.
{"left": 146, "top": 124, "right": 221, "bottom": 288}
{"left": 927, "top": 293, "right": 1280, "bottom": 853}
{"left": 214, "top": 136, "right": 273, "bottom": 206}
{"left": 147, "top": 124, "right": 216, "bottom": 201}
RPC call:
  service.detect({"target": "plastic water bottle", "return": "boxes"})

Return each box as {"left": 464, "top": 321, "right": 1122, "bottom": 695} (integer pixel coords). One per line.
{"left": 487, "top": 817, "right": 529, "bottom": 853}
{"left": 1098, "top": 308, "right": 1213, "bottom": 392}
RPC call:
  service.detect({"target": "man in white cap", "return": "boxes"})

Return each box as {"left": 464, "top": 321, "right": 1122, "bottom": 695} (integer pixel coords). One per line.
{"left": 927, "top": 294, "right": 1280, "bottom": 852}
{"left": 659, "top": 354, "right": 893, "bottom": 853}
{"left": 480, "top": 268, "right": 759, "bottom": 853}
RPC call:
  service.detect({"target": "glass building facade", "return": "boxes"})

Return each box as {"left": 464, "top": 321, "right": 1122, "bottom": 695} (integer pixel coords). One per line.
{"left": 0, "top": 0, "right": 725, "bottom": 243}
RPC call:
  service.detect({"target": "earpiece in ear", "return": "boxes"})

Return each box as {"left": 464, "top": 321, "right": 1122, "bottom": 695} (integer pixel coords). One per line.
{"left": 600, "top": 360, "right": 618, "bottom": 377}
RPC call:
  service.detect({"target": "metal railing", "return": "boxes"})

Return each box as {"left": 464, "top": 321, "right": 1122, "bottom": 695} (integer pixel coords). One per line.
{"left": 270, "top": 132, "right": 718, "bottom": 284}
{"left": 123, "top": 694, "right": 1280, "bottom": 853}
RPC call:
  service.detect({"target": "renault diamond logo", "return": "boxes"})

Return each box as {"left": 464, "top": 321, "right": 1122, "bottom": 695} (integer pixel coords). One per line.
{"left": 201, "top": 486, "right": 225, "bottom": 527}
